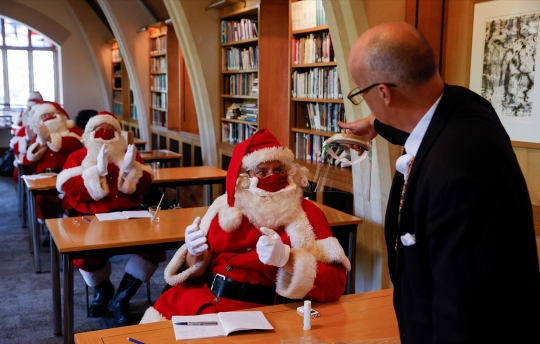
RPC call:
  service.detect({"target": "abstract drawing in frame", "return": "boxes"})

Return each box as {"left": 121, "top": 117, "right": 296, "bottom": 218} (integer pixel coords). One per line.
{"left": 470, "top": 1, "right": 540, "bottom": 144}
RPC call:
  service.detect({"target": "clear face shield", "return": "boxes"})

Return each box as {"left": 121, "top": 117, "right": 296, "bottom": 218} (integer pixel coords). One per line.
{"left": 310, "top": 133, "right": 373, "bottom": 202}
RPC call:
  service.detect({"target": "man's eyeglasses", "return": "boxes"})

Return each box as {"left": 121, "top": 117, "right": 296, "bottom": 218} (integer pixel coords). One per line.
{"left": 347, "top": 83, "right": 397, "bottom": 105}
{"left": 248, "top": 168, "right": 288, "bottom": 179}
{"left": 40, "top": 112, "right": 57, "bottom": 120}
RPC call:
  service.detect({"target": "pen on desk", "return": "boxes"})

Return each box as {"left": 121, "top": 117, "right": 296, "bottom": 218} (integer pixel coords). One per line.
{"left": 127, "top": 338, "right": 145, "bottom": 344}
{"left": 81, "top": 216, "right": 92, "bottom": 223}
{"left": 175, "top": 321, "right": 218, "bottom": 326}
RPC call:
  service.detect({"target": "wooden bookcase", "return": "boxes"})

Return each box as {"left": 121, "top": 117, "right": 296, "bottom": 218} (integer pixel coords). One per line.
{"left": 110, "top": 40, "right": 132, "bottom": 120}
{"left": 148, "top": 23, "right": 179, "bottom": 131}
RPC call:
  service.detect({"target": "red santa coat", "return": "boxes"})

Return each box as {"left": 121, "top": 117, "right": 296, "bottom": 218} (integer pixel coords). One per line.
{"left": 144, "top": 195, "right": 349, "bottom": 321}
{"left": 57, "top": 147, "right": 153, "bottom": 215}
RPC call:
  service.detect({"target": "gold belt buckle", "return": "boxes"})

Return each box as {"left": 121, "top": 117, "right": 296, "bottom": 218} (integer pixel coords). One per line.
{"left": 211, "top": 273, "right": 226, "bottom": 291}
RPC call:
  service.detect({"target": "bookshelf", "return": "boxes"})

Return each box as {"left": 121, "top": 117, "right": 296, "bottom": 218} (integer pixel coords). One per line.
{"left": 110, "top": 40, "right": 132, "bottom": 120}
{"left": 148, "top": 23, "right": 179, "bottom": 130}
{"left": 219, "top": 6, "right": 260, "bottom": 146}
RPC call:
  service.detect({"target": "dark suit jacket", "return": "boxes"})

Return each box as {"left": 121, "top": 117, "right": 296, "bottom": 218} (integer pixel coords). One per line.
{"left": 377, "top": 84, "right": 540, "bottom": 343}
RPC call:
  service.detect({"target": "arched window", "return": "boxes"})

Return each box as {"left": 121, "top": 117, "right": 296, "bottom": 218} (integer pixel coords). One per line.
{"left": 0, "top": 17, "right": 58, "bottom": 110}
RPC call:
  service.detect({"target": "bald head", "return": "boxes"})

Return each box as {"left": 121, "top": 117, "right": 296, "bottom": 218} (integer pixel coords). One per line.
{"left": 349, "top": 22, "right": 438, "bottom": 89}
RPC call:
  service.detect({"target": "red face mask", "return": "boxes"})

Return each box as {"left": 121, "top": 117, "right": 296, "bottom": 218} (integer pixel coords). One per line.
{"left": 256, "top": 174, "right": 289, "bottom": 192}
{"left": 94, "top": 129, "right": 116, "bottom": 140}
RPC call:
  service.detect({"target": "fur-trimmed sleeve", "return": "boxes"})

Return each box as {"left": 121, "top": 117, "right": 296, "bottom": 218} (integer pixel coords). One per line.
{"left": 118, "top": 153, "right": 153, "bottom": 195}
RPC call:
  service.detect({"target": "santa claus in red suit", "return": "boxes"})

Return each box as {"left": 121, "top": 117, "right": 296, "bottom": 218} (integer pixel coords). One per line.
{"left": 56, "top": 111, "right": 165, "bottom": 325}
{"left": 22, "top": 101, "right": 83, "bottom": 220}
{"left": 140, "top": 128, "right": 350, "bottom": 323}
{"left": 9, "top": 91, "right": 43, "bottom": 182}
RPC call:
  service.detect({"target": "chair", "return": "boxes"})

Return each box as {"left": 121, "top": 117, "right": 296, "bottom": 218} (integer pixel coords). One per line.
{"left": 76, "top": 109, "right": 98, "bottom": 130}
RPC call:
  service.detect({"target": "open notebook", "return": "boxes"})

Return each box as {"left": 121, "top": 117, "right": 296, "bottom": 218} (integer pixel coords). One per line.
{"left": 172, "top": 311, "right": 273, "bottom": 340}
{"left": 94, "top": 210, "right": 152, "bottom": 221}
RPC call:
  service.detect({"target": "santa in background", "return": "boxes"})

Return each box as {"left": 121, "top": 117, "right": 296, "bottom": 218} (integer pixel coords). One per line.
{"left": 22, "top": 101, "right": 83, "bottom": 221}
{"left": 140, "top": 128, "right": 350, "bottom": 323}
{"left": 9, "top": 91, "right": 43, "bottom": 182}
{"left": 56, "top": 111, "right": 165, "bottom": 325}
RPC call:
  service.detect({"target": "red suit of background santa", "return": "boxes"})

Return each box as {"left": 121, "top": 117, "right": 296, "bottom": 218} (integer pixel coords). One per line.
{"left": 22, "top": 101, "right": 83, "bottom": 220}
{"left": 56, "top": 111, "right": 165, "bottom": 324}
{"left": 140, "top": 129, "right": 350, "bottom": 322}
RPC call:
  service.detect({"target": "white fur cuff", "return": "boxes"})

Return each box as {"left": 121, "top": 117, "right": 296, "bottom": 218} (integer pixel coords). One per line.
{"left": 26, "top": 142, "right": 47, "bottom": 162}
{"left": 125, "top": 254, "right": 159, "bottom": 282}
{"left": 47, "top": 133, "right": 62, "bottom": 152}
{"left": 82, "top": 166, "right": 109, "bottom": 200}
{"left": 276, "top": 247, "right": 317, "bottom": 299}
{"left": 139, "top": 307, "right": 167, "bottom": 324}
{"left": 56, "top": 166, "right": 84, "bottom": 192}
{"left": 164, "top": 245, "right": 211, "bottom": 286}
{"left": 118, "top": 162, "right": 150, "bottom": 195}
{"left": 78, "top": 261, "right": 111, "bottom": 287}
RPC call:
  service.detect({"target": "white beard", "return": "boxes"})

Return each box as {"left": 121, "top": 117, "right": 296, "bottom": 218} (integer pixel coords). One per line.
{"left": 85, "top": 132, "right": 127, "bottom": 165}
{"left": 43, "top": 115, "right": 67, "bottom": 134}
{"left": 233, "top": 175, "right": 305, "bottom": 230}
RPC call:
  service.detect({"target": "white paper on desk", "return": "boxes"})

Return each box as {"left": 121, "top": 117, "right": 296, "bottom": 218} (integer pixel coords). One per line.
{"left": 95, "top": 210, "right": 152, "bottom": 221}
{"left": 172, "top": 311, "right": 273, "bottom": 340}
{"left": 22, "top": 174, "right": 54, "bottom": 180}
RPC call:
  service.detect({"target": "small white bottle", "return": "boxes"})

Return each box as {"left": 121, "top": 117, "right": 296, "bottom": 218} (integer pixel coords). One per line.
{"left": 303, "top": 300, "right": 311, "bottom": 330}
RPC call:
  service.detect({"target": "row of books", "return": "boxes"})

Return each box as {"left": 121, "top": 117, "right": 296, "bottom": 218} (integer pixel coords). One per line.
{"left": 223, "top": 46, "right": 259, "bottom": 71}
{"left": 113, "top": 90, "right": 122, "bottom": 103}
{"left": 226, "top": 103, "right": 258, "bottom": 122}
{"left": 292, "top": 67, "right": 342, "bottom": 99}
{"left": 291, "top": 0, "right": 327, "bottom": 31}
{"left": 112, "top": 103, "right": 122, "bottom": 116}
{"left": 151, "top": 92, "right": 167, "bottom": 109}
{"left": 301, "top": 102, "right": 345, "bottom": 133}
{"left": 150, "top": 74, "right": 167, "bottom": 91}
{"left": 295, "top": 133, "right": 350, "bottom": 165}
{"left": 222, "top": 122, "right": 258, "bottom": 144}
{"left": 152, "top": 109, "right": 167, "bottom": 127}
{"left": 150, "top": 35, "right": 167, "bottom": 54}
{"left": 224, "top": 73, "right": 258, "bottom": 96}
{"left": 292, "top": 32, "right": 334, "bottom": 64}
{"left": 150, "top": 56, "right": 167, "bottom": 73}
{"left": 131, "top": 105, "right": 137, "bottom": 120}
{"left": 221, "top": 19, "right": 258, "bottom": 44}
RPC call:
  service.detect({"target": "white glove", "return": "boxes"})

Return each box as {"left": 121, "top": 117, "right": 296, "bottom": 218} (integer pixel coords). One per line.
{"left": 37, "top": 124, "right": 49, "bottom": 144}
{"left": 185, "top": 217, "right": 207, "bottom": 256}
{"left": 97, "top": 144, "right": 109, "bottom": 176}
{"left": 256, "top": 227, "right": 291, "bottom": 267}
{"left": 122, "top": 144, "right": 136, "bottom": 172}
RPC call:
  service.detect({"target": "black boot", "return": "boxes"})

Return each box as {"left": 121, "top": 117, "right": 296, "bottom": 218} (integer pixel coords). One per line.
{"left": 88, "top": 278, "right": 115, "bottom": 318}
{"left": 108, "top": 273, "right": 142, "bottom": 324}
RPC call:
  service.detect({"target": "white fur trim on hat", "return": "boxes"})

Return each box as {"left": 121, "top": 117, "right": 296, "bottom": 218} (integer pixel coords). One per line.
{"left": 140, "top": 307, "right": 167, "bottom": 323}
{"left": 242, "top": 146, "right": 295, "bottom": 171}
{"left": 125, "top": 254, "right": 159, "bottom": 282}
{"left": 84, "top": 114, "right": 121, "bottom": 135}
{"left": 78, "top": 260, "right": 111, "bottom": 287}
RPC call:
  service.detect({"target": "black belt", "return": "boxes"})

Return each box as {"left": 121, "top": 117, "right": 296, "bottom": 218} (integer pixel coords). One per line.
{"left": 207, "top": 274, "right": 277, "bottom": 305}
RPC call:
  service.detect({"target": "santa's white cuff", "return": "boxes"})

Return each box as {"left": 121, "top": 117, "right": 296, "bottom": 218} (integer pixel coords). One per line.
{"left": 47, "top": 133, "right": 62, "bottom": 152}
{"left": 164, "top": 245, "right": 211, "bottom": 286}
{"left": 276, "top": 247, "right": 317, "bottom": 299}
{"left": 118, "top": 162, "right": 153, "bottom": 195}
{"left": 26, "top": 142, "right": 47, "bottom": 162}
{"left": 82, "top": 165, "right": 109, "bottom": 200}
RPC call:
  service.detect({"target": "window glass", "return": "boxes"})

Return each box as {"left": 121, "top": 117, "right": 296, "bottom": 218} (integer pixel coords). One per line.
{"left": 4, "top": 18, "right": 29, "bottom": 47}
{"left": 31, "top": 31, "right": 54, "bottom": 48}
{"left": 7, "top": 50, "right": 29, "bottom": 107}
{"left": 0, "top": 54, "right": 4, "bottom": 105}
{"left": 0, "top": 19, "right": 3, "bottom": 46}
{"left": 33, "top": 51, "right": 55, "bottom": 101}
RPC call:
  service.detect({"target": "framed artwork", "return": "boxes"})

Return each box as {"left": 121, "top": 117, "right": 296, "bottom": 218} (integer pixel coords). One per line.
{"left": 470, "top": 1, "right": 540, "bottom": 144}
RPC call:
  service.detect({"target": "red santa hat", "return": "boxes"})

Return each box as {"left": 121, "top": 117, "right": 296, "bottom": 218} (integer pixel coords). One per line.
{"left": 31, "top": 101, "right": 74, "bottom": 129}
{"left": 27, "top": 91, "right": 43, "bottom": 106}
{"left": 84, "top": 111, "right": 122, "bottom": 135}
{"left": 219, "top": 128, "right": 295, "bottom": 231}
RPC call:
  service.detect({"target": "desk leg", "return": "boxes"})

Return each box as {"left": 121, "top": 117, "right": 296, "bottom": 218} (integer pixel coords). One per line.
{"left": 22, "top": 182, "right": 27, "bottom": 228}
{"left": 30, "top": 190, "right": 41, "bottom": 273}
{"left": 51, "top": 238, "right": 62, "bottom": 335}
{"left": 347, "top": 229, "right": 357, "bottom": 294}
{"left": 17, "top": 168, "right": 22, "bottom": 217}
{"left": 63, "top": 254, "right": 74, "bottom": 344}
{"left": 205, "top": 185, "right": 212, "bottom": 206}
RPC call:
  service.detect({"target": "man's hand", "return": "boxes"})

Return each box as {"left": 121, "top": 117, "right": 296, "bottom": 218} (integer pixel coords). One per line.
{"left": 37, "top": 124, "right": 50, "bottom": 144}
{"left": 122, "top": 144, "right": 136, "bottom": 172}
{"left": 338, "top": 114, "right": 378, "bottom": 154}
{"left": 97, "top": 144, "right": 109, "bottom": 176}
{"left": 185, "top": 217, "right": 207, "bottom": 257}
{"left": 256, "top": 227, "right": 290, "bottom": 267}
{"left": 26, "top": 126, "right": 36, "bottom": 142}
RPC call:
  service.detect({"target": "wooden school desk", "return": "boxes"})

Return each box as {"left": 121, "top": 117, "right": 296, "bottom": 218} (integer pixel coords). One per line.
{"left": 23, "top": 174, "right": 58, "bottom": 273}
{"left": 139, "top": 149, "right": 182, "bottom": 168}
{"left": 152, "top": 166, "right": 227, "bottom": 205}
{"left": 47, "top": 203, "right": 362, "bottom": 344}
{"left": 133, "top": 138, "right": 147, "bottom": 150}
{"left": 74, "top": 289, "right": 398, "bottom": 344}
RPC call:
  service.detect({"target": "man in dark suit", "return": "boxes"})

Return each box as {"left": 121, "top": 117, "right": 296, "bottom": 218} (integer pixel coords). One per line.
{"left": 339, "top": 21, "right": 540, "bottom": 344}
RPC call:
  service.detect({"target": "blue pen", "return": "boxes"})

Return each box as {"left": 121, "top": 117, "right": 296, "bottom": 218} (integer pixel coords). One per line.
{"left": 81, "top": 216, "right": 92, "bottom": 223}
{"left": 127, "top": 338, "right": 145, "bottom": 344}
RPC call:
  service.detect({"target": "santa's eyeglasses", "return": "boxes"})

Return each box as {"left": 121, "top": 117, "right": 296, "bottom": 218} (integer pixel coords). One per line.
{"left": 248, "top": 168, "right": 288, "bottom": 179}
{"left": 40, "top": 112, "right": 57, "bottom": 120}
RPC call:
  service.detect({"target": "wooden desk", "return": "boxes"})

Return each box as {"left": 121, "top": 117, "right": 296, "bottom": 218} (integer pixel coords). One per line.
{"left": 152, "top": 166, "right": 227, "bottom": 206}
{"left": 133, "top": 138, "right": 147, "bottom": 150}
{"left": 140, "top": 150, "right": 182, "bottom": 168}
{"left": 23, "top": 174, "right": 58, "bottom": 273}
{"left": 48, "top": 203, "right": 362, "bottom": 344}
{"left": 74, "top": 289, "right": 398, "bottom": 344}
